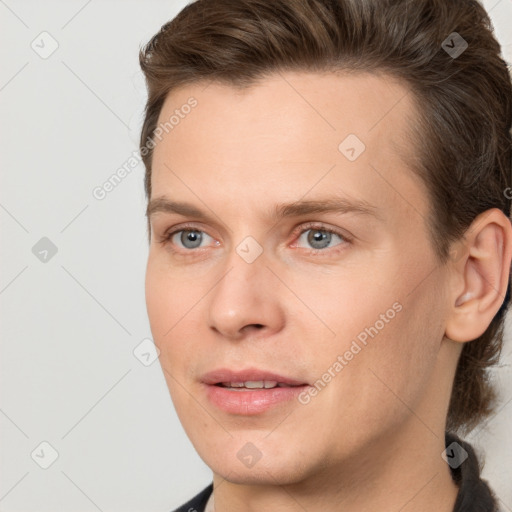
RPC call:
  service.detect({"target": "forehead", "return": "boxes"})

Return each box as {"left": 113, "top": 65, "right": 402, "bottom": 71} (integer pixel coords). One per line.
{"left": 150, "top": 70, "right": 428, "bottom": 227}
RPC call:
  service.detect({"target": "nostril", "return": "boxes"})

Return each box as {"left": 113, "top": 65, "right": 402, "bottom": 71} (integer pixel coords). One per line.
{"left": 241, "top": 323, "right": 265, "bottom": 335}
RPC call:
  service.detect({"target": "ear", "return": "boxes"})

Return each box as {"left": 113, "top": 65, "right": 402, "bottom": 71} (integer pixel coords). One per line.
{"left": 445, "top": 208, "right": 512, "bottom": 343}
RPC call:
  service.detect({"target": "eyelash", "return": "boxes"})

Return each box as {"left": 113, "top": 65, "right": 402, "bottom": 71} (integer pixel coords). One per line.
{"left": 158, "top": 222, "right": 352, "bottom": 256}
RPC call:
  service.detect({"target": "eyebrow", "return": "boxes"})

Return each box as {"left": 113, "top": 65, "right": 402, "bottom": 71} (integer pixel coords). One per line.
{"left": 147, "top": 195, "right": 382, "bottom": 223}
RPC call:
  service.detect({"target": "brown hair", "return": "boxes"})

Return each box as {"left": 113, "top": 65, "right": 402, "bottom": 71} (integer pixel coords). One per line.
{"left": 138, "top": 0, "right": 512, "bottom": 433}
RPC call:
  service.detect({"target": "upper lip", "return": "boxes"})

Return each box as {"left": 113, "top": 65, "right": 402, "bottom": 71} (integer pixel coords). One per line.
{"left": 201, "top": 367, "right": 308, "bottom": 386}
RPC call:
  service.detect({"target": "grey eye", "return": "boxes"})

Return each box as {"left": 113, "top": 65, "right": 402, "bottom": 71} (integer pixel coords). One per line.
{"left": 179, "top": 230, "right": 204, "bottom": 249}
{"left": 307, "top": 230, "right": 333, "bottom": 249}
{"left": 298, "top": 229, "right": 343, "bottom": 250}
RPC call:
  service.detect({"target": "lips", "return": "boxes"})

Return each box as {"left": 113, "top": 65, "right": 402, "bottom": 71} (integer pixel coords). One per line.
{"left": 201, "top": 368, "right": 308, "bottom": 387}
{"left": 201, "top": 368, "right": 310, "bottom": 415}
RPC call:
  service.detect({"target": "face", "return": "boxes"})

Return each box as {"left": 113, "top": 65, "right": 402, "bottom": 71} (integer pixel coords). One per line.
{"left": 145, "top": 71, "right": 454, "bottom": 485}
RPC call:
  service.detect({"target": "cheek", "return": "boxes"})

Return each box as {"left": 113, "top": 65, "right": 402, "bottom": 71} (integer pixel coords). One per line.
{"left": 284, "top": 263, "right": 402, "bottom": 360}
{"left": 145, "top": 261, "right": 196, "bottom": 409}
{"left": 145, "top": 253, "right": 215, "bottom": 398}
{"left": 145, "top": 255, "right": 192, "bottom": 353}
{"left": 145, "top": 259, "right": 169, "bottom": 340}
{"left": 291, "top": 258, "right": 443, "bottom": 426}
{"left": 342, "top": 274, "right": 445, "bottom": 426}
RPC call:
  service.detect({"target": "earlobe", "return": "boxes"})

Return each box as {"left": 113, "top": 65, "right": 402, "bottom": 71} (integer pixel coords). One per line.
{"left": 445, "top": 208, "right": 512, "bottom": 344}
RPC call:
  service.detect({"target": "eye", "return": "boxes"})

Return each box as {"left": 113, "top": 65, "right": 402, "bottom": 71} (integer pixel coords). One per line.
{"left": 294, "top": 224, "right": 350, "bottom": 252}
{"left": 162, "top": 228, "right": 216, "bottom": 250}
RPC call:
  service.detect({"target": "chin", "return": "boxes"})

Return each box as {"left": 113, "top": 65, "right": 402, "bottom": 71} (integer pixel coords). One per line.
{"left": 213, "top": 463, "right": 308, "bottom": 486}
{"left": 198, "top": 444, "right": 314, "bottom": 486}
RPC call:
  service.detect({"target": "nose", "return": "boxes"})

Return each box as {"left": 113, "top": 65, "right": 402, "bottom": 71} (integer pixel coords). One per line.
{"left": 207, "top": 250, "right": 286, "bottom": 341}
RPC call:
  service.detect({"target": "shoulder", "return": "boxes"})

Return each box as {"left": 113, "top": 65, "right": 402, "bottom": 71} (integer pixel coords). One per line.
{"left": 171, "top": 483, "right": 213, "bottom": 512}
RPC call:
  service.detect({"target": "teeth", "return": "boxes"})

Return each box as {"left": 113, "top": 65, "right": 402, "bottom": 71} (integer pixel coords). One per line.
{"left": 220, "top": 380, "right": 280, "bottom": 389}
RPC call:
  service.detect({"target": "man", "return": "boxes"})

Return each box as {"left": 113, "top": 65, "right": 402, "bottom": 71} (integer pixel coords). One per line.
{"left": 139, "top": 0, "right": 512, "bottom": 510}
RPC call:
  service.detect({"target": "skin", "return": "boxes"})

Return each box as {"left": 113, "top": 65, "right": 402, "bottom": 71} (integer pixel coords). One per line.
{"left": 145, "top": 71, "right": 512, "bottom": 511}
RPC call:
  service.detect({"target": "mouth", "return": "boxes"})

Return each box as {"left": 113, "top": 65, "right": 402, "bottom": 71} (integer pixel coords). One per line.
{"left": 201, "top": 368, "right": 310, "bottom": 415}
{"left": 201, "top": 367, "right": 309, "bottom": 387}
{"left": 213, "top": 381, "right": 305, "bottom": 390}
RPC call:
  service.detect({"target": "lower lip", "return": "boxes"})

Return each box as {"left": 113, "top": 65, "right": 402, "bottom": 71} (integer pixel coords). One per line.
{"left": 203, "top": 384, "right": 309, "bottom": 415}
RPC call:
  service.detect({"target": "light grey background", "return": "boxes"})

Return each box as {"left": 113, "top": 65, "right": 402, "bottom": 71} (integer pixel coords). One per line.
{"left": 0, "top": 1, "right": 511, "bottom": 511}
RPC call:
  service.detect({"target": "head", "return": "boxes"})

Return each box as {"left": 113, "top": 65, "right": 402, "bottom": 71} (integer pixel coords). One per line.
{"left": 140, "top": 0, "right": 512, "bottom": 483}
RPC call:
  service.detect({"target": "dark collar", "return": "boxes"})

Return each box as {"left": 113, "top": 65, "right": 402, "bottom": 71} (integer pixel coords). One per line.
{"left": 446, "top": 432, "right": 498, "bottom": 511}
